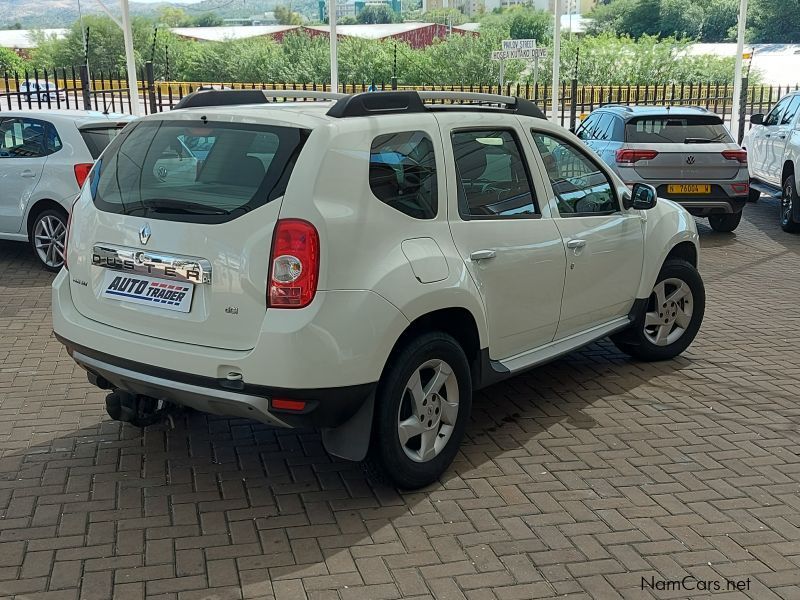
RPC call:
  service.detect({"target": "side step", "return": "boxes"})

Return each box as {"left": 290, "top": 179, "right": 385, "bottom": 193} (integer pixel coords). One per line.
{"left": 750, "top": 180, "right": 782, "bottom": 198}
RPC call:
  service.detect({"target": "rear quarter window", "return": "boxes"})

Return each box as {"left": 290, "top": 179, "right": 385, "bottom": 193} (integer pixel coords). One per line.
{"left": 369, "top": 131, "right": 437, "bottom": 219}
{"left": 89, "top": 120, "right": 308, "bottom": 223}
{"left": 625, "top": 115, "right": 732, "bottom": 144}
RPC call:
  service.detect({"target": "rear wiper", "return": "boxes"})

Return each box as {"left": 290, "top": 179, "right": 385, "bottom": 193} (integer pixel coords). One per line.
{"left": 139, "top": 199, "right": 229, "bottom": 215}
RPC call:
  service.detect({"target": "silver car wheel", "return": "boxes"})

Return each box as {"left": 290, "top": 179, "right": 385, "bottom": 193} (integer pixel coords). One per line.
{"left": 644, "top": 277, "right": 694, "bottom": 347}
{"left": 34, "top": 214, "right": 66, "bottom": 269}
{"left": 397, "top": 359, "right": 459, "bottom": 463}
{"left": 782, "top": 181, "right": 794, "bottom": 226}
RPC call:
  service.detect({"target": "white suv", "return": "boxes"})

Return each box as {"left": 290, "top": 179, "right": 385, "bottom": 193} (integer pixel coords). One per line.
{"left": 743, "top": 90, "right": 800, "bottom": 232}
{"left": 53, "top": 90, "right": 705, "bottom": 488}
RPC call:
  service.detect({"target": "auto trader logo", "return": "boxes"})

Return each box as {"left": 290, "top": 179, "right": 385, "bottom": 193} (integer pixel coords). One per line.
{"left": 106, "top": 276, "right": 189, "bottom": 307}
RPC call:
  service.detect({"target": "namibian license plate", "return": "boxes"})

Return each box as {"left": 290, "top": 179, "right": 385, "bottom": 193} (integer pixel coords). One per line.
{"left": 667, "top": 184, "right": 711, "bottom": 194}
{"left": 101, "top": 271, "right": 194, "bottom": 313}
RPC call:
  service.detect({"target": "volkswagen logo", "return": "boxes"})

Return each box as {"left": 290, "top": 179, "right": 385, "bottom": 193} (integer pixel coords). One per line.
{"left": 686, "top": 155, "right": 696, "bottom": 165}
{"left": 139, "top": 223, "right": 152, "bottom": 246}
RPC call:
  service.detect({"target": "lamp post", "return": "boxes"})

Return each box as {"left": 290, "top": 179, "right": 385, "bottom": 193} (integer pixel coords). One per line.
{"left": 329, "top": 0, "right": 339, "bottom": 92}
{"left": 551, "top": 0, "right": 562, "bottom": 123}
{"left": 731, "top": 0, "right": 748, "bottom": 141}
{"left": 94, "top": 0, "right": 142, "bottom": 116}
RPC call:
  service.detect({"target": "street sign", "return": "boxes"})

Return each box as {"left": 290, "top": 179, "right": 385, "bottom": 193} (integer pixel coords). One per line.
{"left": 502, "top": 39, "right": 537, "bottom": 51}
{"left": 491, "top": 48, "right": 547, "bottom": 61}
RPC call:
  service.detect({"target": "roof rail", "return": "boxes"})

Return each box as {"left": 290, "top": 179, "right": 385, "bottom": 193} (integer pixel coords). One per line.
{"left": 598, "top": 104, "right": 635, "bottom": 111}
{"left": 174, "top": 89, "right": 346, "bottom": 110}
{"left": 326, "top": 91, "right": 545, "bottom": 119}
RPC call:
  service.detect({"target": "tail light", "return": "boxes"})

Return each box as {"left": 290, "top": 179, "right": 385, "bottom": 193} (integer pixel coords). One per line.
{"left": 268, "top": 219, "right": 319, "bottom": 308}
{"left": 616, "top": 149, "right": 658, "bottom": 164}
{"left": 74, "top": 163, "right": 93, "bottom": 187}
{"left": 722, "top": 149, "right": 748, "bottom": 164}
{"left": 64, "top": 196, "right": 80, "bottom": 271}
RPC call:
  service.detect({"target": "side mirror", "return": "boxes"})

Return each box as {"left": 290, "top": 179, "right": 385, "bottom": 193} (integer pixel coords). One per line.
{"left": 631, "top": 183, "right": 658, "bottom": 210}
{"left": 750, "top": 113, "right": 764, "bottom": 125}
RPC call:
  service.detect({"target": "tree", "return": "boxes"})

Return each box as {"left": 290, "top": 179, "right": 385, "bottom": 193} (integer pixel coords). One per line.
{"left": 192, "top": 13, "right": 224, "bottom": 28}
{"left": 748, "top": 0, "right": 800, "bottom": 43}
{"left": 357, "top": 5, "right": 397, "bottom": 24}
{"left": 0, "top": 47, "right": 23, "bottom": 73}
{"left": 421, "top": 9, "right": 465, "bottom": 26}
{"left": 659, "top": 0, "right": 703, "bottom": 39}
{"left": 274, "top": 6, "right": 303, "bottom": 25}
{"left": 507, "top": 8, "right": 551, "bottom": 43}
{"left": 156, "top": 7, "right": 190, "bottom": 27}
{"left": 700, "top": 0, "right": 737, "bottom": 42}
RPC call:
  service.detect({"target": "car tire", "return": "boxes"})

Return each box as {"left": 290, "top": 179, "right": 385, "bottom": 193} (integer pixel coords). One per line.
{"left": 29, "top": 208, "right": 68, "bottom": 272}
{"left": 781, "top": 174, "right": 800, "bottom": 233}
{"left": 612, "top": 259, "right": 705, "bottom": 362}
{"left": 368, "top": 332, "right": 472, "bottom": 489}
{"left": 708, "top": 211, "right": 742, "bottom": 232}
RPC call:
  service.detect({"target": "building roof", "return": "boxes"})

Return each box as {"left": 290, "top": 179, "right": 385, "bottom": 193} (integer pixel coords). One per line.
{"left": 170, "top": 25, "right": 299, "bottom": 42}
{"left": 0, "top": 28, "right": 67, "bottom": 50}
{"left": 687, "top": 43, "right": 800, "bottom": 85}
{"left": 305, "top": 23, "right": 444, "bottom": 39}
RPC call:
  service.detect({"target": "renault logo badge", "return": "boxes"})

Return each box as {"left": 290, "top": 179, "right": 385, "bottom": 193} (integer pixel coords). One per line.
{"left": 139, "top": 223, "right": 152, "bottom": 246}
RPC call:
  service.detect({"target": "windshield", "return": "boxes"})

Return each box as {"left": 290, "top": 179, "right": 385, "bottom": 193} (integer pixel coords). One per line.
{"left": 625, "top": 115, "right": 732, "bottom": 144}
{"left": 79, "top": 125, "right": 127, "bottom": 159}
{"left": 89, "top": 120, "right": 308, "bottom": 223}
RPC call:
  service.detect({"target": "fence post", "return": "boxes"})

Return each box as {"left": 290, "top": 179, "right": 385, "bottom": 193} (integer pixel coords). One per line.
{"left": 569, "top": 78, "right": 578, "bottom": 131}
{"left": 79, "top": 64, "right": 92, "bottom": 110}
{"left": 737, "top": 76, "right": 748, "bottom": 144}
{"left": 145, "top": 61, "right": 157, "bottom": 114}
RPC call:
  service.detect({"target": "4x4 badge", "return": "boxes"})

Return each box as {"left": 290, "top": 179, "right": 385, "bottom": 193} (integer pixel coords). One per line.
{"left": 139, "top": 223, "right": 151, "bottom": 246}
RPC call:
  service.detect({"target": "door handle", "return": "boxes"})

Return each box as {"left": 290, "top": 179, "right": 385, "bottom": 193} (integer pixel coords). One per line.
{"left": 777, "top": 134, "right": 787, "bottom": 140}
{"left": 20, "top": 170, "right": 36, "bottom": 178}
{"left": 470, "top": 249, "right": 496, "bottom": 261}
{"left": 567, "top": 239, "right": 587, "bottom": 249}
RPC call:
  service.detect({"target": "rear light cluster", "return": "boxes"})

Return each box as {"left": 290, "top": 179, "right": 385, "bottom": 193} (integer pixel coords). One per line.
{"left": 616, "top": 149, "right": 658, "bottom": 164}
{"left": 73, "top": 163, "right": 93, "bottom": 188}
{"left": 268, "top": 219, "right": 320, "bottom": 308}
{"left": 722, "top": 149, "right": 748, "bottom": 164}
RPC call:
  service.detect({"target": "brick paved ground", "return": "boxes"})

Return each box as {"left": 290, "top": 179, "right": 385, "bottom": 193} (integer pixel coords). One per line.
{"left": 1, "top": 199, "right": 799, "bottom": 600}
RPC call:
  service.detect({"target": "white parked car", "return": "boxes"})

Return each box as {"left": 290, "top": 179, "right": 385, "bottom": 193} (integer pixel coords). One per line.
{"left": 743, "top": 90, "right": 800, "bottom": 232}
{"left": 19, "top": 80, "right": 65, "bottom": 103}
{"left": 0, "top": 110, "right": 135, "bottom": 269}
{"left": 53, "top": 90, "right": 705, "bottom": 488}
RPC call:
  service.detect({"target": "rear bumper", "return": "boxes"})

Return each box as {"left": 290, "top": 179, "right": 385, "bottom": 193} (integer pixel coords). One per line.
{"left": 671, "top": 197, "right": 747, "bottom": 216}
{"left": 59, "top": 335, "right": 375, "bottom": 429}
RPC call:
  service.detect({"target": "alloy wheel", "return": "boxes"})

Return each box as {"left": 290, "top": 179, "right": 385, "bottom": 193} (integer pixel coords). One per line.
{"left": 33, "top": 214, "right": 67, "bottom": 269}
{"left": 643, "top": 277, "right": 694, "bottom": 347}
{"left": 397, "top": 359, "right": 459, "bottom": 463}
{"left": 782, "top": 181, "right": 794, "bottom": 226}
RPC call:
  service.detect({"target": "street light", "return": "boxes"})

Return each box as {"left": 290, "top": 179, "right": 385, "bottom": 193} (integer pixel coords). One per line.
{"left": 93, "top": 0, "right": 142, "bottom": 116}
{"left": 551, "top": 0, "right": 562, "bottom": 123}
{"left": 731, "top": 0, "right": 748, "bottom": 141}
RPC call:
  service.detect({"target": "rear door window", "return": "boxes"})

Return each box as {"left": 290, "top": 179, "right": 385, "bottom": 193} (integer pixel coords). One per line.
{"left": 90, "top": 120, "right": 307, "bottom": 223}
{"left": 452, "top": 129, "right": 538, "bottom": 219}
{"left": 625, "top": 115, "right": 732, "bottom": 144}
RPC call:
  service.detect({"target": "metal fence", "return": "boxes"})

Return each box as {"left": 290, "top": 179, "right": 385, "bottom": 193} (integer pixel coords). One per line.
{"left": 1, "top": 64, "right": 797, "bottom": 142}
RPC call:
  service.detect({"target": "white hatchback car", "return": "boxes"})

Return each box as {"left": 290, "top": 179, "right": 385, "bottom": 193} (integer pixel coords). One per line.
{"left": 53, "top": 90, "right": 705, "bottom": 488}
{"left": 0, "top": 110, "right": 135, "bottom": 269}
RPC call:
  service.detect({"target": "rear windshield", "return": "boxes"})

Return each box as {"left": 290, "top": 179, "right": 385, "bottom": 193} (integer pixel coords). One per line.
{"left": 625, "top": 116, "right": 732, "bottom": 144}
{"left": 79, "top": 125, "right": 127, "bottom": 159}
{"left": 89, "top": 120, "right": 307, "bottom": 223}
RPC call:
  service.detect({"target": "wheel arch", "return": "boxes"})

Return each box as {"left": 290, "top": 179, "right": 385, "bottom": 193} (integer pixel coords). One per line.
{"left": 384, "top": 306, "right": 485, "bottom": 390}
{"left": 25, "top": 198, "right": 68, "bottom": 240}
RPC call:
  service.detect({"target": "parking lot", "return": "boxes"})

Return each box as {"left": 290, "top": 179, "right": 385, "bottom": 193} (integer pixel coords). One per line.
{"left": 0, "top": 197, "right": 798, "bottom": 600}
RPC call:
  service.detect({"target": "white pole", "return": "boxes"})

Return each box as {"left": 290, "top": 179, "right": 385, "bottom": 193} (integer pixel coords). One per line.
{"left": 120, "top": 0, "right": 141, "bottom": 116}
{"left": 731, "top": 0, "right": 748, "bottom": 139}
{"left": 329, "top": 0, "right": 339, "bottom": 92}
{"left": 551, "top": 0, "right": 562, "bottom": 123}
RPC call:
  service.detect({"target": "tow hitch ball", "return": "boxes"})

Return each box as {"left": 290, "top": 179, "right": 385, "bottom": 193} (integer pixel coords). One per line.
{"left": 105, "top": 391, "right": 167, "bottom": 427}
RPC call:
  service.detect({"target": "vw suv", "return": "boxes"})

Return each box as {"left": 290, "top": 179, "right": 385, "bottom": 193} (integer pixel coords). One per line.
{"left": 577, "top": 105, "right": 749, "bottom": 232}
{"left": 53, "top": 90, "right": 705, "bottom": 488}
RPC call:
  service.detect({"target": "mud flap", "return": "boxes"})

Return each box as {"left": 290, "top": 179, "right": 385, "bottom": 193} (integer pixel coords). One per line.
{"left": 321, "top": 391, "right": 375, "bottom": 462}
